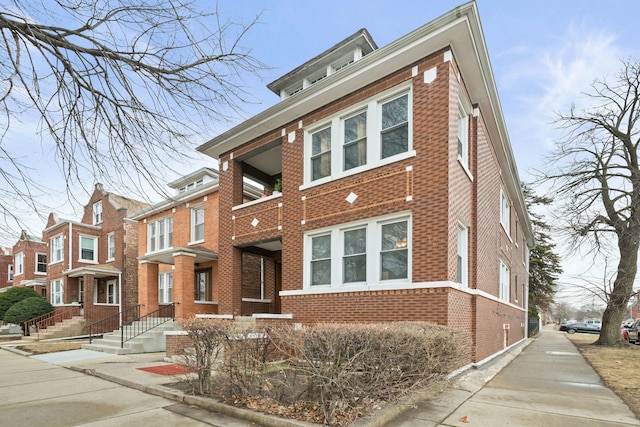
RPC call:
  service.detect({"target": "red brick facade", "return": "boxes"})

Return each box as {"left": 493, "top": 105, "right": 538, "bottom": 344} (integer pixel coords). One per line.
{"left": 9, "top": 231, "right": 47, "bottom": 296}
{"left": 198, "top": 4, "right": 533, "bottom": 364}
{"left": 42, "top": 184, "right": 148, "bottom": 325}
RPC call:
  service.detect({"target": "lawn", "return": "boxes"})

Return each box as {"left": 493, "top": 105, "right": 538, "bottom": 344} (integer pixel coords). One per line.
{"left": 566, "top": 333, "right": 640, "bottom": 418}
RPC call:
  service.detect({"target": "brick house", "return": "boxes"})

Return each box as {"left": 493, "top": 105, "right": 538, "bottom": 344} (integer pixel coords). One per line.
{"left": 196, "top": 2, "right": 533, "bottom": 364}
{"left": 9, "top": 230, "right": 47, "bottom": 296}
{"left": 0, "top": 247, "right": 12, "bottom": 290}
{"left": 42, "top": 183, "right": 149, "bottom": 325}
{"left": 132, "top": 168, "right": 263, "bottom": 320}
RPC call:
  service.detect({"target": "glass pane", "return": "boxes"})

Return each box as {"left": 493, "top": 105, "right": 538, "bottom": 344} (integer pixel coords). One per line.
{"left": 311, "top": 259, "right": 331, "bottom": 285}
{"left": 311, "top": 235, "right": 331, "bottom": 260}
{"left": 345, "top": 112, "right": 366, "bottom": 143}
{"left": 312, "top": 127, "right": 331, "bottom": 155}
{"left": 344, "top": 228, "right": 366, "bottom": 255}
{"left": 381, "top": 124, "right": 408, "bottom": 158}
{"left": 381, "top": 95, "right": 408, "bottom": 129}
{"left": 344, "top": 254, "right": 366, "bottom": 283}
{"left": 381, "top": 221, "right": 408, "bottom": 251}
{"left": 312, "top": 152, "right": 331, "bottom": 180}
{"left": 344, "top": 139, "right": 366, "bottom": 170}
{"left": 381, "top": 250, "right": 408, "bottom": 280}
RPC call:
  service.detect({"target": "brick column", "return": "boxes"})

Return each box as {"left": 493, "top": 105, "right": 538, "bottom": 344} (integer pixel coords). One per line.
{"left": 173, "top": 251, "right": 196, "bottom": 319}
{"left": 138, "top": 261, "right": 159, "bottom": 316}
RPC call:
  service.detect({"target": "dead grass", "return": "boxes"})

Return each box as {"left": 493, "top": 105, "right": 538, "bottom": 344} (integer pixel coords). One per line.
{"left": 16, "top": 341, "right": 85, "bottom": 355}
{"left": 566, "top": 333, "right": 640, "bottom": 418}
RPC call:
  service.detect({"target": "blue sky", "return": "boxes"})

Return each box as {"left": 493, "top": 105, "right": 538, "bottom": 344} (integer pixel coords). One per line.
{"left": 8, "top": 1, "right": 640, "bottom": 299}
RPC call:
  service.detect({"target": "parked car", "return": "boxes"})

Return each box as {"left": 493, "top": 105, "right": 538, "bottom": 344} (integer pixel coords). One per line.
{"left": 560, "top": 322, "right": 601, "bottom": 334}
{"left": 559, "top": 321, "right": 577, "bottom": 332}
{"left": 626, "top": 319, "right": 640, "bottom": 343}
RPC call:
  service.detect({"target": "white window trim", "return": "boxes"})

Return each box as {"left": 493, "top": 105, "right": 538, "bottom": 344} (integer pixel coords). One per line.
{"left": 8, "top": 264, "right": 13, "bottom": 282}
{"left": 107, "top": 232, "right": 115, "bottom": 262}
{"left": 190, "top": 205, "right": 205, "bottom": 244}
{"left": 500, "top": 186, "right": 511, "bottom": 236}
{"left": 93, "top": 201, "right": 103, "bottom": 225}
{"left": 14, "top": 252, "right": 24, "bottom": 275}
{"left": 94, "top": 278, "right": 119, "bottom": 305}
{"left": 147, "top": 216, "right": 173, "bottom": 254}
{"left": 158, "top": 271, "right": 173, "bottom": 304}
{"left": 304, "top": 212, "right": 411, "bottom": 290}
{"left": 303, "top": 83, "right": 413, "bottom": 187}
{"left": 457, "top": 223, "right": 468, "bottom": 287}
{"left": 50, "top": 234, "right": 64, "bottom": 264}
{"left": 35, "top": 252, "right": 47, "bottom": 275}
{"left": 50, "top": 279, "right": 64, "bottom": 306}
{"left": 499, "top": 259, "right": 510, "bottom": 302}
{"left": 79, "top": 234, "right": 99, "bottom": 263}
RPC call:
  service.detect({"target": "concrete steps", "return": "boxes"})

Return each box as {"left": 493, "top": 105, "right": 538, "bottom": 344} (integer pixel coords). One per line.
{"left": 82, "top": 319, "right": 180, "bottom": 354}
{"left": 22, "top": 316, "right": 86, "bottom": 342}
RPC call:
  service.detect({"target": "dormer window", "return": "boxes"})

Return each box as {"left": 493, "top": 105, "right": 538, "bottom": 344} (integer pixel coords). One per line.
{"left": 178, "top": 178, "right": 204, "bottom": 194}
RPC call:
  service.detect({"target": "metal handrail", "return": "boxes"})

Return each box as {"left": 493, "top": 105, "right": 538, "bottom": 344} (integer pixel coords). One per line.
{"left": 120, "top": 304, "right": 175, "bottom": 348}
{"left": 88, "top": 304, "right": 141, "bottom": 343}
{"left": 23, "top": 306, "right": 81, "bottom": 337}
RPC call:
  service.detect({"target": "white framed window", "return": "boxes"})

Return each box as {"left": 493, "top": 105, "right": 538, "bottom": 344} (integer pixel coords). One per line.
{"left": 93, "top": 201, "right": 103, "bottom": 225}
{"left": 457, "top": 101, "right": 469, "bottom": 167}
{"left": 8, "top": 264, "right": 13, "bottom": 282}
{"left": 158, "top": 271, "right": 173, "bottom": 304}
{"left": 457, "top": 224, "right": 468, "bottom": 287}
{"left": 107, "top": 233, "right": 115, "bottom": 261}
{"left": 51, "top": 279, "right": 63, "bottom": 305}
{"left": 79, "top": 235, "right": 98, "bottom": 262}
{"left": 195, "top": 269, "right": 213, "bottom": 302}
{"left": 14, "top": 252, "right": 23, "bottom": 275}
{"left": 305, "top": 84, "right": 413, "bottom": 185}
{"left": 95, "top": 279, "right": 118, "bottom": 304}
{"left": 35, "top": 253, "right": 47, "bottom": 274}
{"left": 50, "top": 234, "right": 64, "bottom": 263}
{"left": 306, "top": 213, "right": 411, "bottom": 288}
{"left": 499, "top": 260, "right": 510, "bottom": 302}
{"left": 147, "top": 216, "right": 173, "bottom": 253}
{"left": 78, "top": 279, "right": 85, "bottom": 303}
{"left": 500, "top": 186, "right": 510, "bottom": 235}
{"left": 191, "top": 206, "right": 205, "bottom": 243}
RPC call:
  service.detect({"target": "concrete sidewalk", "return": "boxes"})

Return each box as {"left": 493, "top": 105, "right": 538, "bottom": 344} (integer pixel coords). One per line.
{"left": 3, "top": 327, "right": 639, "bottom": 426}
{"left": 395, "top": 327, "right": 640, "bottom": 426}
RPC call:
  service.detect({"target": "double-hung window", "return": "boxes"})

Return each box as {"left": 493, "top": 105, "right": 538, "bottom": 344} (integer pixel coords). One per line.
{"left": 50, "top": 279, "right": 63, "bottom": 305}
{"left": 457, "top": 101, "right": 469, "bottom": 167}
{"left": 8, "top": 265, "right": 13, "bottom": 282}
{"left": 80, "top": 235, "right": 98, "bottom": 262}
{"left": 50, "top": 234, "right": 64, "bottom": 263}
{"left": 148, "top": 217, "right": 173, "bottom": 253}
{"left": 159, "top": 271, "right": 173, "bottom": 304}
{"left": 36, "top": 253, "right": 47, "bottom": 274}
{"left": 14, "top": 252, "right": 23, "bottom": 275}
{"left": 107, "top": 233, "right": 115, "bottom": 260}
{"left": 307, "top": 214, "right": 410, "bottom": 288}
{"left": 499, "top": 260, "right": 510, "bottom": 302}
{"left": 500, "top": 186, "right": 510, "bottom": 235}
{"left": 306, "top": 85, "right": 412, "bottom": 184}
{"left": 191, "top": 206, "right": 205, "bottom": 242}
{"left": 93, "top": 201, "right": 103, "bottom": 224}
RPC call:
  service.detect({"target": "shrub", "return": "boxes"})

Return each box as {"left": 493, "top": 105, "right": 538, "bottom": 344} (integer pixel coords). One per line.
{"left": 3, "top": 297, "right": 54, "bottom": 325}
{"left": 0, "top": 287, "right": 40, "bottom": 319}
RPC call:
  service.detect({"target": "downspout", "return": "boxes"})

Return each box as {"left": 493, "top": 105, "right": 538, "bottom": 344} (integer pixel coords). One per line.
{"left": 118, "top": 271, "right": 122, "bottom": 327}
{"left": 68, "top": 223, "right": 73, "bottom": 271}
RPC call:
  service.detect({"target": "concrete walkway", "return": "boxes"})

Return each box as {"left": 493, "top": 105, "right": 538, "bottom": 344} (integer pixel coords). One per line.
{"left": 395, "top": 328, "right": 640, "bottom": 426}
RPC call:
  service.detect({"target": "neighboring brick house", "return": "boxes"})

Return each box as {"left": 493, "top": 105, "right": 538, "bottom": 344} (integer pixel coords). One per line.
{"left": 0, "top": 246, "right": 13, "bottom": 290}
{"left": 197, "top": 2, "right": 533, "bottom": 364}
{"left": 42, "top": 183, "right": 149, "bottom": 325}
{"left": 10, "top": 230, "right": 47, "bottom": 296}
{"left": 132, "top": 168, "right": 262, "bottom": 319}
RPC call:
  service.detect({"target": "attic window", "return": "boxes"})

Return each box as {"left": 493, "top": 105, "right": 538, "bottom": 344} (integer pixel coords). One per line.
{"left": 179, "top": 179, "right": 204, "bottom": 194}
{"left": 308, "top": 71, "right": 327, "bottom": 85}
{"left": 332, "top": 57, "right": 355, "bottom": 73}
{"left": 286, "top": 84, "right": 304, "bottom": 97}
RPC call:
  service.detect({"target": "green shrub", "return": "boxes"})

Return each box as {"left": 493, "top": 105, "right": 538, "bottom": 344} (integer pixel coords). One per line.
{"left": 0, "top": 287, "right": 40, "bottom": 319}
{"left": 3, "top": 297, "right": 54, "bottom": 325}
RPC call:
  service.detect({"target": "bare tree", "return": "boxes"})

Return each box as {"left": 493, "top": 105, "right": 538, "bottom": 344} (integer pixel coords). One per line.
{"left": 544, "top": 59, "right": 640, "bottom": 345}
{"left": 0, "top": 0, "right": 265, "bottom": 240}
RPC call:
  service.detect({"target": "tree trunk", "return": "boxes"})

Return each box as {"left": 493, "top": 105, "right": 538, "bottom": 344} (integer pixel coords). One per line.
{"left": 595, "top": 232, "right": 639, "bottom": 346}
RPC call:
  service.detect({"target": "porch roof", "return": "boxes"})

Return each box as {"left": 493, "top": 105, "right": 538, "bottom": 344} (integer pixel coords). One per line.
{"left": 65, "top": 264, "right": 122, "bottom": 278}
{"left": 138, "top": 245, "right": 218, "bottom": 265}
